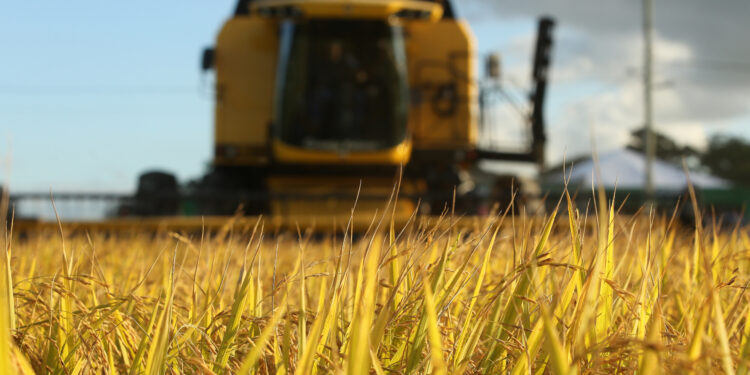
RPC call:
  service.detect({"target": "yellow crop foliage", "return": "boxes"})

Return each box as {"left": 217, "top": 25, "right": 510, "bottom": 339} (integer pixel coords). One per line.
{"left": 3, "top": 195, "right": 750, "bottom": 374}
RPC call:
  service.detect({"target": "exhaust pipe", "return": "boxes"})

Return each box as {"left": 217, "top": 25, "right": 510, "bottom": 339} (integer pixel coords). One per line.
{"left": 529, "top": 17, "right": 555, "bottom": 169}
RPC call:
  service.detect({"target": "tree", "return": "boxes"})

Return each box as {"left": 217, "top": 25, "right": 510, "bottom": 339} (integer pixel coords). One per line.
{"left": 626, "top": 127, "right": 699, "bottom": 166}
{"left": 700, "top": 135, "right": 750, "bottom": 186}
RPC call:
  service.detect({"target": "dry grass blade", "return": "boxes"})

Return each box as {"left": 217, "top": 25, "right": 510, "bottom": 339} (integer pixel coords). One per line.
{"left": 0, "top": 233, "right": 17, "bottom": 375}
{"left": 739, "top": 301, "right": 750, "bottom": 375}
{"left": 237, "top": 296, "right": 288, "bottom": 374}
{"left": 541, "top": 305, "right": 575, "bottom": 375}
{"left": 712, "top": 293, "right": 736, "bottom": 375}
{"left": 213, "top": 264, "right": 255, "bottom": 373}
{"left": 423, "top": 281, "right": 446, "bottom": 375}
{"left": 638, "top": 303, "right": 662, "bottom": 374}
{"left": 144, "top": 252, "right": 176, "bottom": 375}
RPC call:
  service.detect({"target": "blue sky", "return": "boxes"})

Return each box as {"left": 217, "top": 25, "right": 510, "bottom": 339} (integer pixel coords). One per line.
{"left": 1, "top": 2, "right": 232, "bottom": 191}
{"left": 0, "top": 1, "right": 538, "bottom": 192}
{"left": 3, "top": 1, "right": 747, "bottom": 193}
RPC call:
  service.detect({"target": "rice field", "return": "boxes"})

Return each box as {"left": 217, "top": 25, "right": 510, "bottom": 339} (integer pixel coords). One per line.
{"left": 1, "top": 191, "right": 750, "bottom": 374}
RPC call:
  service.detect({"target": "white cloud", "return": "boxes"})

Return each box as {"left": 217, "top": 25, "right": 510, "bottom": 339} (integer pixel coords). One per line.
{"left": 461, "top": 0, "right": 750, "bottom": 166}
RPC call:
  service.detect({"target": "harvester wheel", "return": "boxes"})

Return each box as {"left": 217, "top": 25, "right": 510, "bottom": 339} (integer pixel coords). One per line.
{"left": 190, "top": 167, "right": 268, "bottom": 215}
{"left": 133, "top": 171, "right": 180, "bottom": 216}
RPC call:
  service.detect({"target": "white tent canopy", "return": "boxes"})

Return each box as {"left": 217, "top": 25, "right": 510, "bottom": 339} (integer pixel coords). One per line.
{"left": 545, "top": 149, "right": 729, "bottom": 191}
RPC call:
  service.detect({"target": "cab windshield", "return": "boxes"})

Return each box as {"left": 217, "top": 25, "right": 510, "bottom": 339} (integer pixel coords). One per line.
{"left": 274, "top": 19, "right": 409, "bottom": 151}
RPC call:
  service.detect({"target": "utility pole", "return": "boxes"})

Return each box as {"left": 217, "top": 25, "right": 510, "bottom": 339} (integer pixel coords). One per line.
{"left": 643, "top": 0, "right": 655, "bottom": 200}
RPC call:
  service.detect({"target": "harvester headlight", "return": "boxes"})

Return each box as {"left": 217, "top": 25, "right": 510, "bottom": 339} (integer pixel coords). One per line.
{"left": 257, "top": 7, "right": 273, "bottom": 17}
{"left": 394, "top": 9, "right": 415, "bottom": 19}
{"left": 394, "top": 9, "right": 432, "bottom": 20}
{"left": 225, "top": 146, "right": 238, "bottom": 158}
{"left": 216, "top": 145, "right": 238, "bottom": 159}
{"left": 256, "top": 6, "right": 302, "bottom": 19}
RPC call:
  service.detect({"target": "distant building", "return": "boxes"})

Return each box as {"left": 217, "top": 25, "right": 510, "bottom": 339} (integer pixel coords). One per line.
{"left": 540, "top": 149, "right": 750, "bottom": 223}
{"left": 543, "top": 149, "right": 729, "bottom": 191}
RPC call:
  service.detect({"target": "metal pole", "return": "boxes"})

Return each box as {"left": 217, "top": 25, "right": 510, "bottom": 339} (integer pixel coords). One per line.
{"left": 643, "top": 0, "right": 655, "bottom": 200}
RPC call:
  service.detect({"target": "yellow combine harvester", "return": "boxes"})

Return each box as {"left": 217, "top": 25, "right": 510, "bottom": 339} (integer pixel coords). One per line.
{"left": 11, "top": 0, "right": 555, "bottom": 224}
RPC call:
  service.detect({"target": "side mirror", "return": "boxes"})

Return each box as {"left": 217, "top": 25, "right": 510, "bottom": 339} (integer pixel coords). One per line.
{"left": 201, "top": 47, "right": 215, "bottom": 71}
{"left": 485, "top": 53, "right": 501, "bottom": 79}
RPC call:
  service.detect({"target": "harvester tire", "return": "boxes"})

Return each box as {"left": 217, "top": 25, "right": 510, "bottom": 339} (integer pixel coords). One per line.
{"left": 134, "top": 171, "right": 180, "bottom": 216}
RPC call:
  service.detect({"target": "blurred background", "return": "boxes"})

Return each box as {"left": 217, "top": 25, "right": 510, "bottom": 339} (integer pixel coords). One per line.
{"left": 2, "top": 1, "right": 749, "bottom": 220}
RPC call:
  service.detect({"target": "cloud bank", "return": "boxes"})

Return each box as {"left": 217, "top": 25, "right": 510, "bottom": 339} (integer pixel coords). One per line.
{"left": 462, "top": 0, "right": 750, "bottom": 163}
